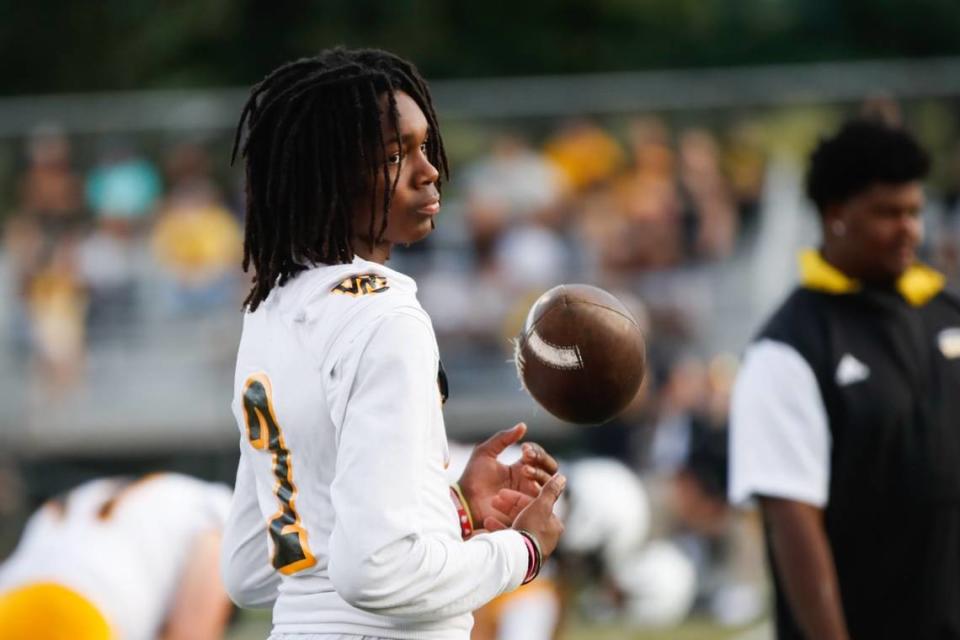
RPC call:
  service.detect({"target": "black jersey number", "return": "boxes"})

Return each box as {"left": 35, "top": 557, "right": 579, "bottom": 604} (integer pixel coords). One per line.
{"left": 242, "top": 373, "right": 316, "bottom": 575}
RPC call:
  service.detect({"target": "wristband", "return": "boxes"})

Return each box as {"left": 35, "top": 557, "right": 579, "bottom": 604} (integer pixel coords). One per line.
{"left": 517, "top": 529, "right": 543, "bottom": 584}
{"left": 449, "top": 483, "right": 474, "bottom": 539}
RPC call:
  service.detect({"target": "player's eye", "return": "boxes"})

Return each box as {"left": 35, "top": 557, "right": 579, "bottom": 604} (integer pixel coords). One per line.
{"left": 419, "top": 142, "right": 429, "bottom": 154}
{"left": 386, "top": 152, "right": 401, "bottom": 166}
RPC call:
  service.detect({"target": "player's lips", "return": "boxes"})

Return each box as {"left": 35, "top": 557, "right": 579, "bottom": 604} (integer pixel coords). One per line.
{"left": 416, "top": 198, "right": 441, "bottom": 215}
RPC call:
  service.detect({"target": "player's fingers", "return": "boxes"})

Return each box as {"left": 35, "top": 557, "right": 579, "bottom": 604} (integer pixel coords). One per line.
{"left": 477, "top": 423, "right": 526, "bottom": 457}
{"left": 484, "top": 516, "right": 508, "bottom": 532}
{"left": 536, "top": 474, "right": 567, "bottom": 508}
{"left": 492, "top": 488, "right": 533, "bottom": 517}
{"left": 521, "top": 442, "right": 559, "bottom": 475}
{"left": 522, "top": 464, "right": 552, "bottom": 487}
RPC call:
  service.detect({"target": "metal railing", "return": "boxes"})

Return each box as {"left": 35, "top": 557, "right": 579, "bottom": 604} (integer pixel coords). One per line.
{"left": 0, "top": 56, "right": 959, "bottom": 136}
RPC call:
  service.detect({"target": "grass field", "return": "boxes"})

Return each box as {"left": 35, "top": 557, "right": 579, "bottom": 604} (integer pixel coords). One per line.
{"left": 227, "top": 609, "right": 772, "bottom": 640}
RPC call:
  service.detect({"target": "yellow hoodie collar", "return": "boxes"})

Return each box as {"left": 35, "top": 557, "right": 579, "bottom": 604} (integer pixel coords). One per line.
{"left": 799, "top": 248, "right": 945, "bottom": 307}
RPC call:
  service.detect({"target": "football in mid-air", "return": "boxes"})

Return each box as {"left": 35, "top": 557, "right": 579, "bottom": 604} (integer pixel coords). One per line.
{"left": 515, "top": 284, "right": 646, "bottom": 425}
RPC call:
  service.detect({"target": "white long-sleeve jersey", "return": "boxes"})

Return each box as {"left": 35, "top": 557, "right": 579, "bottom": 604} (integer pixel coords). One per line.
{"left": 221, "top": 257, "right": 529, "bottom": 639}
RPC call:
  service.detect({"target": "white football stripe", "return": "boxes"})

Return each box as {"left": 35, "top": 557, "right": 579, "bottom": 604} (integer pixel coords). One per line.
{"left": 528, "top": 330, "right": 583, "bottom": 370}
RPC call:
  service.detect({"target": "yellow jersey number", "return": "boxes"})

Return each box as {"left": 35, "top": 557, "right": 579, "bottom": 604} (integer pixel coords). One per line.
{"left": 242, "top": 373, "right": 316, "bottom": 575}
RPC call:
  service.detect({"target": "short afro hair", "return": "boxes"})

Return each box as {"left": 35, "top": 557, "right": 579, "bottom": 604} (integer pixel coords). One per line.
{"left": 806, "top": 118, "right": 930, "bottom": 214}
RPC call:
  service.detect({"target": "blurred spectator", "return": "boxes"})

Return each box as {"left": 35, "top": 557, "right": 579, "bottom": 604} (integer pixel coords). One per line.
{"left": 463, "top": 134, "right": 566, "bottom": 228}
{"left": 151, "top": 196, "right": 241, "bottom": 314}
{"left": 723, "top": 120, "right": 767, "bottom": 241}
{"left": 19, "top": 124, "right": 85, "bottom": 226}
{"left": 80, "top": 142, "right": 161, "bottom": 335}
{"left": 24, "top": 237, "right": 87, "bottom": 387}
{"left": 603, "top": 117, "right": 685, "bottom": 272}
{"left": 163, "top": 141, "right": 217, "bottom": 199}
{"left": 150, "top": 143, "right": 241, "bottom": 314}
{"left": 494, "top": 225, "right": 571, "bottom": 292}
{"left": 85, "top": 141, "right": 161, "bottom": 224}
{"left": 677, "top": 128, "right": 739, "bottom": 261}
{"left": 543, "top": 118, "right": 624, "bottom": 193}
{"left": 3, "top": 125, "right": 89, "bottom": 383}
{"left": 462, "top": 133, "right": 565, "bottom": 263}
{"left": 76, "top": 223, "right": 139, "bottom": 337}
{"left": 5, "top": 124, "right": 87, "bottom": 293}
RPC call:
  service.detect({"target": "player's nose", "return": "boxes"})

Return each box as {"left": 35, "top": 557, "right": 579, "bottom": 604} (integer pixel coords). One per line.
{"left": 417, "top": 154, "right": 439, "bottom": 186}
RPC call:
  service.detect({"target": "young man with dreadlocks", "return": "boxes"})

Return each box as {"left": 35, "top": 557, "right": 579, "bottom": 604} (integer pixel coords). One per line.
{"left": 220, "top": 48, "right": 566, "bottom": 640}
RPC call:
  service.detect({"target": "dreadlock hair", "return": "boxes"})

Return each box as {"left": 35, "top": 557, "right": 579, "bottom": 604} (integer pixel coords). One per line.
{"left": 232, "top": 47, "right": 449, "bottom": 311}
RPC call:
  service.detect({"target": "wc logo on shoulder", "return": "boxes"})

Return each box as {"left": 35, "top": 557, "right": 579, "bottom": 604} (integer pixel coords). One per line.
{"left": 332, "top": 274, "right": 390, "bottom": 297}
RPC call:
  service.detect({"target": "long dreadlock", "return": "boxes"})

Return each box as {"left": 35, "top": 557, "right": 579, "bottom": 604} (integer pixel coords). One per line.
{"left": 232, "top": 48, "right": 449, "bottom": 311}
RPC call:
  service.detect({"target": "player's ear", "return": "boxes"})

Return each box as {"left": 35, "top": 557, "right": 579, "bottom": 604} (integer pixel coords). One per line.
{"left": 822, "top": 202, "right": 847, "bottom": 231}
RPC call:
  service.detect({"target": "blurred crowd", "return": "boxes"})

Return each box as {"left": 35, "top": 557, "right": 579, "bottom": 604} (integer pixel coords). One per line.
{"left": 3, "top": 126, "right": 244, "bottom": 387}
{"left": 418, "top": 116, "right": 766, "bottom": 353}
{"left": 1, "top": 114, "right": 773, "bottom": 393}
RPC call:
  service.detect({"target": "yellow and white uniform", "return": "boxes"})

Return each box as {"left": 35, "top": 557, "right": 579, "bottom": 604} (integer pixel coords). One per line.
{"left": 0, "top": 473, "right": 231, "bottom": 640}
{"left": 222, "top": 257, "right": 530, "bottom": 640}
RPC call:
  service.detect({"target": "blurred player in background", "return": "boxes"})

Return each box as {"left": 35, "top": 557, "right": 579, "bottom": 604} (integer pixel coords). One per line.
{"left": 0, "top": 472, "right": 233, "bottom": 640}
{"left": 558, "top": 457, "right": 697, "bottom": 632}
{"left": 222, "top": 47, "right": 565, "bottom": 640}
{"left": 447, "top": 443, "right": 698, "bottom": 640}
{"left": 730, "top": 119, "right": 960, "bottom": 639}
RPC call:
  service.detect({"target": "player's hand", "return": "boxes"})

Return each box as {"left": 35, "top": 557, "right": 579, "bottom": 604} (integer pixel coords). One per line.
{"left": 458, "top": 423, "right": 559, "bottom": 530}
{"left": 508, "top": 473, "right": 566, "bottom": 559}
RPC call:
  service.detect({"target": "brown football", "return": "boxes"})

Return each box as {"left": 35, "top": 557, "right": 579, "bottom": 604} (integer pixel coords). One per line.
{"left": 515, "top": 284, "right": 646, "bottom": 425}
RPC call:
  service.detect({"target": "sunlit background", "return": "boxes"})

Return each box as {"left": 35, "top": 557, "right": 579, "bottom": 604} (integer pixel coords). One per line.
{"left": 3, "top": 3, "right": 960, "bottom": 639}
